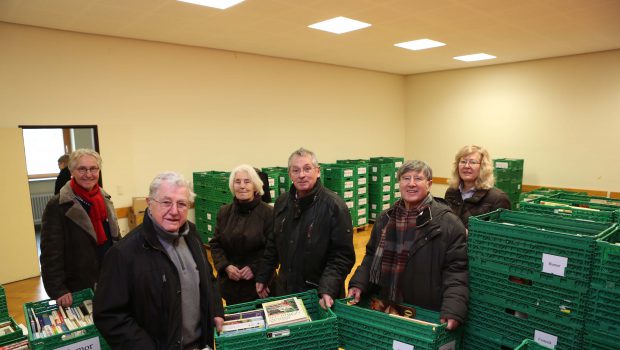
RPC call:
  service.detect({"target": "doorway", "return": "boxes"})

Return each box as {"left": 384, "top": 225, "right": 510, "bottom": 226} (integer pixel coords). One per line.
{"left": 19, "top": 125, "right": 100, "bottom": 260}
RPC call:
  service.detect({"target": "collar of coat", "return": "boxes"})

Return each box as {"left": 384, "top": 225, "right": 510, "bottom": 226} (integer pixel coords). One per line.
{"left": 463, "top": 188, "right": 491, "bottom": 204}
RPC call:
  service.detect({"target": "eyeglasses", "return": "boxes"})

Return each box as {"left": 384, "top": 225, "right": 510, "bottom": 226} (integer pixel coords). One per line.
{"left": 75, "top": 166, "right": 100, "bottom": 175}
{"left": 290, "top": 166, "right": 316, "bottom": 176}
{"left": 400, "top": 175, "right": 428, "bottom": 184}
{"left": 151, "top": 198, "right": 189, "bottom": 211}
{"left": 458, "top": 159, "right": 481, "bottom": 167}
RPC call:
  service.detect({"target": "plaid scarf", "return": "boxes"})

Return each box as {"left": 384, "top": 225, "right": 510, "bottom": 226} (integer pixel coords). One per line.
{"left": 369, "top": 193, "right": 433, "bottom": 301}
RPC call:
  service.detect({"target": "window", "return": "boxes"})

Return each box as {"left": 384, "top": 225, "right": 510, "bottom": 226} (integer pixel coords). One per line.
{"left": 22, "top": 129, "right": 69, "bottom": 179}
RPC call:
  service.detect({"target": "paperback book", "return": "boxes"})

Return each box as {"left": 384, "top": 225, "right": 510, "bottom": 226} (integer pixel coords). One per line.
{"left": 261, "top": 297, "right": 310, "bottom": 327}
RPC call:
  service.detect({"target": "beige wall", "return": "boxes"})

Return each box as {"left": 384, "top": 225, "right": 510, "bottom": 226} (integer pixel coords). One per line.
{"left": 404, "top": 50, "right": 620, "bottom": 193}
{"left": 0, "top": 129, "right": 40, "bottom": 284}
{"left": 1, "top": 22, "right": 405, "bottom": 210}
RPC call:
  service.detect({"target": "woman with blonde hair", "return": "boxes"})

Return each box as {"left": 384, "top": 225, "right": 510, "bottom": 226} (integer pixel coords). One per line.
{"left": 210, "top": 164, "right": 274, "bottom": 305}
{"left": 444, "top": 145, "right": 510, "bottom": 228}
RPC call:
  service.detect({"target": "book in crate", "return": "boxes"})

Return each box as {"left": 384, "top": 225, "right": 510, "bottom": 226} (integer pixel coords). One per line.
{"left": 220, "top": 309, "right": 266, "bottom": 336}
{"left": 0, "top": 339, "right": 29, "bottom": 350}
{"left": 262, "top": 296, "right": 310, "bottom": 327}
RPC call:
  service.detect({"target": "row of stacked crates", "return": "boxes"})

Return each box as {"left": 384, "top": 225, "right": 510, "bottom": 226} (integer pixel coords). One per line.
{"left": 321, "top": 160, "right": 369, "bottom": 229}
{"left": 493, "top": 158, "right": 524, "bottom": 209}
{"left": 368, "top": 157, "right": 404, "bottom": 221}
{"left": 193, "top": 171, "right": 232, "bottom": 242}
{"left": 0, "top": 285, "right": 30, "bottom": 348}
{"left": 261, "top": 166, "right": 291, "bottom": 203}
{"left": 463, "top": 190, "right": 620, "bottom": 349}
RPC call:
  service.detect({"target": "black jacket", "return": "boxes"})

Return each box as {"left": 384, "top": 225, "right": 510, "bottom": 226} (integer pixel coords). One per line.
{"left": 93, "top": 211, "right": 224, "bottom": 350}
{"left": 40, "top": 182, "right": 120, "bottom": 299}
{"left": 256, "top": 181, "right": 355, "bottom": 299}
{"left": 444, "top": 187, "right": 511, "bottom": 227}
{"left": 54, "top": 167, "right": 71, "bottom": 195}
{"left": 348, "top": 198, "right": 469, "bottom": 323}
{"left": 210, "top": 197, "right": 274, "bottom": 304}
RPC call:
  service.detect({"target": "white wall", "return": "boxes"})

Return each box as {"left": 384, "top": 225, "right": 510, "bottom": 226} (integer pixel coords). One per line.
{"left": 404, "top": 50, "right": 620, "bottom": 193}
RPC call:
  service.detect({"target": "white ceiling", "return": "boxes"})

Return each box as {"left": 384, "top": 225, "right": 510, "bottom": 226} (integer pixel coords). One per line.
{"left": 2, "top": 0, "right": 619, "bottom": 75}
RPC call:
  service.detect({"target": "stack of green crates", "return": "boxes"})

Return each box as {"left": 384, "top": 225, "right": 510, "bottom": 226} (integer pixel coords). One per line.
{"left": 0, "top": 284, "right": 28, "bottom": 348}
{"left": 493, "top": 158, "right": 524, "bottom": 209}
{"left": 368, "top": 157, "right": 404, "bottom": 221}
{"left": 321, "top": 163, "right": 357, "bottom": 227}
{"left": 337, "top": 159, "right": 369, "bottom": 228}
{"left": 520, "top": 195, "right": 620, "bottom": 223}
{"left": 278, "top": 170, "right": 292, "bottom": 196}
{"left": 333, "top": 297, "right": 462, "bottom": 349}
{"left": 24, "top": 289, "right": 109, "bottom": 350}
{"left": 463, "top": 209, "right": 619, "bottom": 350}
{"left": 193, "top": 171, "right": 232, "bottom": 242}
{"left": 214, "top": 290, "right": 338, "bottom": 350}
{"left": 584, "top": 230, "right": 620, "bottom": 349}
{"left": 262, "top": 166, "right": 288, "bottom": 202}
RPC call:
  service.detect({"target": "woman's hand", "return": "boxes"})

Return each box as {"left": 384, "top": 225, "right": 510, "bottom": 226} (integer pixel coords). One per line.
{"left": 225, "top": 265, "right": 241, "bottom": 281}
{"left": 239, "top": 266, "right": 254, "bottom": 280}
{"left": 346, "top": 287, "right": 362, "bottom": 304}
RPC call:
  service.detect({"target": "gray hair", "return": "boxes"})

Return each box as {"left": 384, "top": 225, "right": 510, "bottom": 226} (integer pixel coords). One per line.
{"left": 68, "top": 149, "right": 102, "bottom": 172}
{"left": 58, "top": 154, "right": 70, "bottom": 164}
{"left": 229, "top": 165, "right": 265, "bottom": 196}
{"left": 397, "top": 160, "right": 433, "bottom": 181}
{"left": 287, "top": 147, "right": 319, "bottom": 168}
{"left": 149, "top": 171, "right": 196, "bottom": 203}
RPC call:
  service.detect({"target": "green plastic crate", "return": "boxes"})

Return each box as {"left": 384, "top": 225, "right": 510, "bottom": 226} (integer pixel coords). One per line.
{"left": 493, "top": 158, "right": 524, "bottom": 172}
{"left": 520, "top": 199, "right": 618, "bottom": 223}
{"left": 214, "top": 290, "right": 338, "bottom": 350}
{"left": 336, "top": 159, "right": 369, "bottom": 177}
{"left": 193, "top": 171, "right": 229, "bottom": 188}
{"left": 462, "top": 327, "right": 520, "bottom": 350}
{"left": 590, "top": 232, "right": 620, "bottom": 289}
{"left": 469, "top": 265, "right": 589, "bottom": 322}
{"left": 514, "top": 339, "right": 550, "bottom": 350}
{"left": 469, "top": 209, "right": 618, "bottom": 286}
{"left": 467, "top": 297, "right": 583, "bottom": 350}
{"left": 0, "top": 316, "right": 27, "bottom": 347}
{"left": 369, "top": 156, "right": 404, "bottom": 169}
{"left": 0, "top": 285, "right": 6, "bottom": 320}
{"left": 584, "top": 285, "right": 620, "bottom": 337}
{"left": 333, "top": 298, "right": 461, "bottom": 350}
{"left": 24, "top": 289, "right": 110, "bottom": 350}
{"left": 583, "top": 327, "right": 620, "bottom": 350}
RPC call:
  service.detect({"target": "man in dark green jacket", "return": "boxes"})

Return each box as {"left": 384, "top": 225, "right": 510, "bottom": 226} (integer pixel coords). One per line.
{"left": 256, "top": 148, "right": 355, "bottom": 309}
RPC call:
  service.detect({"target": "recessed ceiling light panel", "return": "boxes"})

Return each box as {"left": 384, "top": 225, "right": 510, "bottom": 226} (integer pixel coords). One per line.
{"left": 454, "top": 53, "right": 496, "bottom": 62}
{"left": 308, "top": 16, "right": 371, "bottom": 34}
{"left": 177, "top": 0, "right": 245, "bottom": 10}
{"left": 394, "top": 39, "right": 446, "bottom": 51}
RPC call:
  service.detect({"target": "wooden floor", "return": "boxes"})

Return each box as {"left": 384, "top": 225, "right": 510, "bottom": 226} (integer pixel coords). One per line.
{"left": 3, "top": 225, "right": 372, "bottom": 327}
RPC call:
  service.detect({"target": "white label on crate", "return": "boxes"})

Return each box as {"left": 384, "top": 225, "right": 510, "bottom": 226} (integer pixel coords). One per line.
{"left": 395, "top": 161, "right": 403, "bottom": 168}
{"left": 438, "top": 341, "right": 455, "bottom": 350}
{"left": 207, "top": 213, "right": 212, "bottom": 220}
{"left": 372, "top": 166, "right": 378, "bottom": 172}
{"left": 358, "top": 208, "right": 366, "bottom": 216}
{"left": 56, "top": 337, "right": 101, "bottom": 350}
{"left": 382, "top": 203, "right": 390, "bottom": 210}
{"left": 279, "top": 177, "right": 286, "bottom": 183}
{"left": 359, "top": 198, "right": 367, "bottom": 205}
{"left": 270, "top": 190, "right": 275, "bottom": 198}
{"left": 371, "top": 212, "right": 377, "bottom": 219}
{"left": 495, "top": 161, "right": 509, "bottom": 169}
{"left": 358, "top": 187, "right": 367, "bottom": 195}
{"left": 358, "top": 167, "right": 367, "bottom": 175}
{"left": 392, "top": 340, "right": 414, "bottom": 350}
{"left": 541, "top": 253, "right": 568, "bottom": 277}
{"left": 383, "top": 194, "right": 390, "bottom": 202}
{"left": 383, "top": 185, "right": 391, "bottom": 192}
{"left": 383, "top": 176, "right": 391, "bottom": 184}
{"left": 268, "top": 178, "right": 275, "bottom": 186}
{"left": 344, "top": 191, "right": 354, "bottom": 199}
{"left": 344, "top": 169, "right": 354, "bottom": 177}
{"left": 346, "top": 201, "right": 354, "bottom": 209}
{"left": 358, "top": 217, "right": 367, "bottom": 225}
{"left": 372, "top": 204, "right": 377, "bottom": 210}
{"left": 394, "top": 191, "right": 402, "bottom": 198}
{"left": 372, "top": 175, "right": 378, "bottom": 182}
{"left": 534, "top": 330, "right": 558, "bottom": 349}
{"left": 208, "top": 224, "right": 212, "bottom": 231}
{"left": 345, "top": 181, "right": 354, "bottom": 189}
{"left": 358, "top": 177, "right": 367, "bottom": 185}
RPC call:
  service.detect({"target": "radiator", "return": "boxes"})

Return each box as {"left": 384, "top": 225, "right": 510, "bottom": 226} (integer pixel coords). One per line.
{"left": 31, "top": 193, "right": 55, "bottom": 225}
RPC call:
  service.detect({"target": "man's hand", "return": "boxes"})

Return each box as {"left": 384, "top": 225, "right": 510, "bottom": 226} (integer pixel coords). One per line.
{"left": 440, "top": 318, "right": 460, "bottom": 330}
{"left": 318, "top": 294, "right": 333, "bottom": 310}
{"left": 225, "top": 265, "right": 241, "bottom": 281}
{"left": 214, "top": 316, "right": 224, "bottom": 333}
{"left": 346, "top": 287, "right": 362, "bottom": 304}
{"left": 239, "top": 266, "right": 254, "bottom": 280}
{"left": 256, "top": 282, "right": 270, "bottom": 299}
{"left": 56, "top": 292, "right": 73, "bottom": 307}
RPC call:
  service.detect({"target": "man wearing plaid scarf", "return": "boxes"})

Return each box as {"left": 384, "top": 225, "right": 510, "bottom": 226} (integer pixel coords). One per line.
{"left": 348, "top": 160, "right": 468, "bottom": 330}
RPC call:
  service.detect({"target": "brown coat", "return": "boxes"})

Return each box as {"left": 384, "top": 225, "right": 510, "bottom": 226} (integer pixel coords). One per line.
{"left": 444, "top": 187, "right": 511, "bottom": 227}
{"left": 40, "top": 182, "right": 120, "bottom": 299}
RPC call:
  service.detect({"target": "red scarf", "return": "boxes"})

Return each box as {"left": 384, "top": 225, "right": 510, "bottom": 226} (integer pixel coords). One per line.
{"left": 70, "top": 178, "right": 108, "bottom": 245}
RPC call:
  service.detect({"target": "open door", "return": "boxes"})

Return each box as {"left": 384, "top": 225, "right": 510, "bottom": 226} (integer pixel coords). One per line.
{"left": 0, "top": 128, "right": 40, "bottom": 284}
